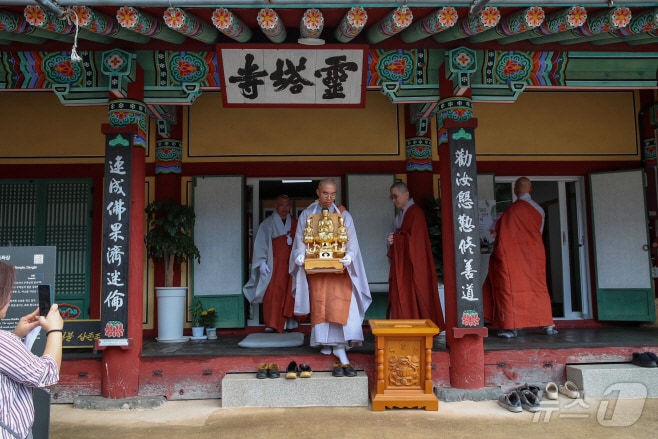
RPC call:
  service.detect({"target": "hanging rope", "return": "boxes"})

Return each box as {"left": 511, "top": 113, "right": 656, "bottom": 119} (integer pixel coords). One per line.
{"left": 66, "top": 7, "right": 82, "bottom": 63}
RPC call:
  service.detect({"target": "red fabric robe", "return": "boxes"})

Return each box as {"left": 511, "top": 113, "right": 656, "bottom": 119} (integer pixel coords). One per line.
{"left": 387, "top": 203, "right": 445, "bottom": 329}
{"left": 262, "top": 219, "right": 297, "bottom": 332}
{"left": 482, "top": 200, "right": 553, "bottom": 330}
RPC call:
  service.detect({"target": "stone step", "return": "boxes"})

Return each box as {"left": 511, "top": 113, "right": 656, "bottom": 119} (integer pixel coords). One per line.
{"left": 567, "top": 363, "right": 658, "bottom": 399}
{"left": 221, "top": 371, "right": 369, "bottom": 408}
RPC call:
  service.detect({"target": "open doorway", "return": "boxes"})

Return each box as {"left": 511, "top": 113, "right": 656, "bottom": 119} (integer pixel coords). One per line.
{"left": 244, "top": 177, "right": 342, "bottom": 326}
{"left": 494, "top": 176, "right": 591, "bottom": 320}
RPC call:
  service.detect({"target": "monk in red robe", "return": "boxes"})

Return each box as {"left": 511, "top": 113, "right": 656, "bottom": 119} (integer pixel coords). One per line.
{"left": 243, "top": 195, "right": 298, "bottom": 333}
{"left": 482, "top": 177, "right": 557, "bottom": 338}
{"left": 387, "top": 182, "right": 445, "bottom": 329}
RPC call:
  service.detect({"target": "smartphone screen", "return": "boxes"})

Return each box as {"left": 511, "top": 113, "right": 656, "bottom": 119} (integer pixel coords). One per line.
{"left": 38, "top": 284, "right": 52, "bottom": 316}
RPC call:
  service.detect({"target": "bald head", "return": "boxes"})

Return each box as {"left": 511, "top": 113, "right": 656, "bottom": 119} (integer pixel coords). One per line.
{"left": 514, "top": 177, "right": 532, "bottom": 196}
{"left": 389, "top": 181, "right": 410, "bottom": 209}
{"left": 274, "top": 194, "right": 291, "bottom": 219}
{"left": 317, "top": 178, "right": 337, "bottom": 208}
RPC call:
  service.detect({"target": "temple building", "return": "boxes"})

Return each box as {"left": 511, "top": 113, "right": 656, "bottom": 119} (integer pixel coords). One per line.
{"left": 1, "top": 1, "right": 658, "bottom": 400}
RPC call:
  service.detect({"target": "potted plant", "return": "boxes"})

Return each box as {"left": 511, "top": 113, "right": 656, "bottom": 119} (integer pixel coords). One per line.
{"left": 145, "top": 197, "right": 201, "bottom": 342}
{"left": 189, "top": 296, "right": 205, "bottom": 338}
{"left": 202, "top": 305, "right": 218, "bottom": 339}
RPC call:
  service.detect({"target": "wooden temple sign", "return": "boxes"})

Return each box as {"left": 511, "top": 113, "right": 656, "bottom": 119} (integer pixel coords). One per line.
{"left": 61, "top": 320, "right": 102, "bottom": 349}
{"left": 448, "top": 127, "right": 484, "bottom": 328}
{"left": 217, "top": 45, "right": 367, "bottom": 107}
{"left": 303, "top": 211, "right": 347, "bottom": 273}
{"left": 98, "top": 133, "right": 132, "bottom": 348}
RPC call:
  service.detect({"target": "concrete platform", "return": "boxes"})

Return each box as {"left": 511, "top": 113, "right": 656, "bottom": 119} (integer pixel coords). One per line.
{"left": 221, "top": 371, "right": 369, "bottom": 408}
{"left": 567, "top": 363, "right": 658, "bottom": 398}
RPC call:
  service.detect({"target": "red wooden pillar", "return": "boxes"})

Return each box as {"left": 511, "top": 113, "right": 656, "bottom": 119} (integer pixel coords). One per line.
{"left": 98, "top": 99, "right": 148, "bottom": 398}
{"left": 154, "top": 106, "right": 184, "bottom": 203}
{"left": 404, "top": 105, "right": 435, "bottom": 210}
{"left": 438, "top": 48, "right": 488, "bottom": 389}
{"left": 439, "top": 122, "right": 487, "bottom": 389}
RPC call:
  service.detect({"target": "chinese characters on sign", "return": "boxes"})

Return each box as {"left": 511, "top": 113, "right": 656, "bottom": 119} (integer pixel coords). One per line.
{"left": 449, "top": 127, "right": 484, "bottom": 328}
{"left": 99, "top": 134, "right": 131, "bottom": 346}
{"left": 219, "top": 47, "right": 366, "bottom": 106}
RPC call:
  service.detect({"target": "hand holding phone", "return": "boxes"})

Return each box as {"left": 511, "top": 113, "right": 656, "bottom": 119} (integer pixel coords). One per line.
{"left": 38, "top": 284, "right": 52, "bottom": 316}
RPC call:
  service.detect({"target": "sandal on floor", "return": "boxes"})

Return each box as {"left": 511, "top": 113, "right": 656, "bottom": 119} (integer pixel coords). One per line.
{"left": 285, "top": 360, "right": 298, "bottom": 379}
{"left": 497, "top": 330, "right": 518, "bottom": 338}
{"left": 498, "top": 390, "right": 522, "bottom": 413}
{"left": 256, "top": 363, "right": 268, "bottom": 379}
{"left": 545, "top": 382, "right": 559, "bottom": 400}
{"left": 516, "top": 383, "right": 542, "bottom": 399}
{"left": 544, "top": 326, "right": 559, "bottom": 336}
{"left": 558, "top": 381, "right": 580, "bottom": 399}
{"left": 342, "top": 364, "right": 357, "bottom": 377}
{"left": 268, "top": 363, "right": 280, "bottom": 379}
{"left": 299, "top": 363, "right": 313, "bottom": 378}
{"left": 518, "top": 389, "right": 541, "bottom": 412}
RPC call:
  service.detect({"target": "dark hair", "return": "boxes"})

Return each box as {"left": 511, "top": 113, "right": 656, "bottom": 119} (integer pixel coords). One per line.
{"left": 0, "top": 261, "right": 16, "bottom": 309}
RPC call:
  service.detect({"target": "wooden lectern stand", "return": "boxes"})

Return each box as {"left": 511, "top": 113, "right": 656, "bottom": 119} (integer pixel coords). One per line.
{"left": 368, "top": 319, "right": 439, "bottom": 411}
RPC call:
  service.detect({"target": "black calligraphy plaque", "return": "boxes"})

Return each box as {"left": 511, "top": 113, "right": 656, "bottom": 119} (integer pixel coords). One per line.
{"left": 99, "top": 134, "right": 132, "bottom": 346}
{"left": 61, "top": 320, "right": 102, "bottom": 349}
{"left": 218, "top": 46, "right": 367, "bottom": 107}
{"left": 448, "top": 127, "right": 484, "bottom": 328}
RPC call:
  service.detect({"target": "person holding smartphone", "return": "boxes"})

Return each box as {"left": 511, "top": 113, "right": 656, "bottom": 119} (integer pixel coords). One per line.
{"left": 0, "top": 261, "right": 63, "bottom": 439}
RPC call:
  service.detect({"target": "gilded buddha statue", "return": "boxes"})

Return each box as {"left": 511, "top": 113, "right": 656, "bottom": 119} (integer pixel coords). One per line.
{"left": 303, "top": 207, "right": 348, "bottom": 272}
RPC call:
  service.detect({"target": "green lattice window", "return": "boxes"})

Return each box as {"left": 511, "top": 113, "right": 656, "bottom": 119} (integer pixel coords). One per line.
{"left": 0, "top": 179, "right": 93, "bottom": 318}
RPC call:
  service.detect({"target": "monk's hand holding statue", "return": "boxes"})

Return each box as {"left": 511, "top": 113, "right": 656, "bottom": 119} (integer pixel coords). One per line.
{"left": 339, "top": 254, "right": 352, "bottom": 266}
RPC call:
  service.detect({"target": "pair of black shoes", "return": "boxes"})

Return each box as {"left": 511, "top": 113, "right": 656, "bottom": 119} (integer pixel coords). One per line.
{"left": 286, "top": 360, "right": 313, "bottom": 379}
{"left": 332, "top": 362, "right": 357, "bottom": 377}
{"left": 256, "top": 363, "right": 280, "bottom": 379}
{"left": 632, "top": 352, "right": 658, "bottom": 368}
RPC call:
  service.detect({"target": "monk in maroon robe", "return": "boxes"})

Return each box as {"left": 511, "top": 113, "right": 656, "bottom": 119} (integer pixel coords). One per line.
{"left": 387, "top": 182, "right": 445, "bottom": 329}
{"left": 243, "top": 195, "right": 298, "bottom": 333}
{"left": 483, "top": 177, "right": 556, "bottom": 338}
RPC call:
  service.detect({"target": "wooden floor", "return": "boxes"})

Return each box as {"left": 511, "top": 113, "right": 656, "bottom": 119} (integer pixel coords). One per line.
{"left": 138, "top": 324, "right": 658, "bottom": 357}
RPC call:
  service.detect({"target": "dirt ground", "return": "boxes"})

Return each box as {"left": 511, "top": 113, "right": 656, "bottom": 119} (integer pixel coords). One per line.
{"left": 50, "top": 396, "right": 658, "bottom": 439}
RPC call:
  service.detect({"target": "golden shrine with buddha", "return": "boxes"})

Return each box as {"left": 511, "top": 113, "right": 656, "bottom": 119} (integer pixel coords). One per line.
{"left": 303, "top": 208, "right": 348, "bottom": 274}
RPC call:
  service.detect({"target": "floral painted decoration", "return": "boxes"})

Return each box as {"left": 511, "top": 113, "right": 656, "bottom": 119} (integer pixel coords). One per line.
{"left": 257, "top": 8, "right": 279, "bottom": 30}
{"left": 567, "top": 6, "right": 588, "bottom": 28}
{"left": 461, "top": 310, "right": 480, "bottom": 327}
{"left": 303, "top": 8, "right": 324, "bottom": 31}
{"left": 347, "top": 6, "right": 368, "bottom": 29}
{"left": 212, "top": 8, "right": 233, "bottom": 31}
